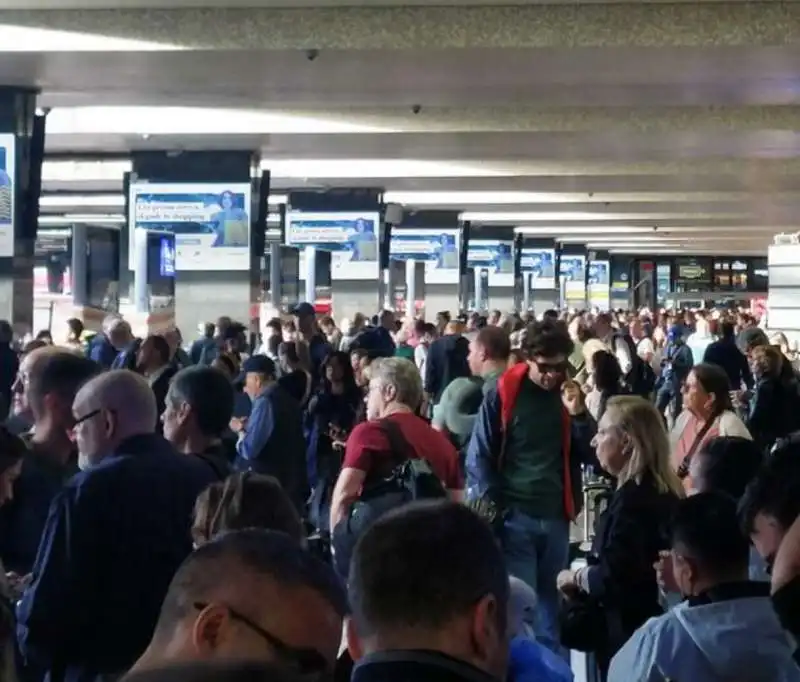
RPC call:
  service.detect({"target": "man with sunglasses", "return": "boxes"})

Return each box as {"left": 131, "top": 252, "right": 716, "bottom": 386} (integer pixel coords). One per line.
{"left": 466, "top": 320, "right": 597, "bottom": 656}
{"left": 131, "top": 529, "right": 346, "bottom": 679}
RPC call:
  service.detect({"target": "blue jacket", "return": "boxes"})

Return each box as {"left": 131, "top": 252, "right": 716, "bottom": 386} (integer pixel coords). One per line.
{"left": 234, "top": 383, "right": 309, "bottom": 513}
{"left": 466, "top": 364, "right": 597, "bottom": 519}
{"left": 16, "top": 434, "right": 219, "bottom": 682}
{"left": 85, "top": 334, "right": 117, "bottom": 370}
{"left": 509, "top": 637, "right": 573, "bottom": 682}
{"left": 609, "top": 585, "right": 800, "bottom": 682}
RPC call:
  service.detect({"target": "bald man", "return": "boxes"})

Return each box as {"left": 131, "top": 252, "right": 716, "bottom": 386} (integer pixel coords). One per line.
{"left": 8, "top": 345, "right": 62, "bottom": 434}
{"left": 17, "top": 370, "right": 221, "bottom": 682}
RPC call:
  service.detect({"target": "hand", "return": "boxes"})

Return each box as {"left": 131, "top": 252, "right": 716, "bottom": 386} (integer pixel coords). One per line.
{"left": 230, "top": 417, "right": 247, "bottom": 434}
{"left": 654, "top": 551, "right": 679, "bottom": 593}
{"left": 562, "top": 390, "right": 586, "bottom": 416}
{"left": 557, "top": 569, "right": 578, "bottom": 595}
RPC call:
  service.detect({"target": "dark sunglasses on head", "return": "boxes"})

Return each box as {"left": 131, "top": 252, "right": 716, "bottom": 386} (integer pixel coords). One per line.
{"left": 193, "top": 602, "right": 328, "bottom": 676}
{"left": 531, "top": 359, "right": 570, "bottom": 375}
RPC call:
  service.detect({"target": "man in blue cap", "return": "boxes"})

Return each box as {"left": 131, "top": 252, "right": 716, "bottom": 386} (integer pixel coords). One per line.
{"left": 291, "top": 302, "right": 332, "bottom": 382}
{"left": 655, "top": 324, "right": 694, "bottom": 423}
{"left": 231, "top": 355, "right": 308, "bottom": 512}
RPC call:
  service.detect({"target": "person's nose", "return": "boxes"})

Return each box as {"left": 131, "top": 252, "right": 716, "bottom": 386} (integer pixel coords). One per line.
{"left": 11, "top": 376, "right": 22, "bottom": 394}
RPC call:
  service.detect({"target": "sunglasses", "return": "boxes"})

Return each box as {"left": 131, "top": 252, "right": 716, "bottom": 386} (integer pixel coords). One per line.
{"left": 193, "top": 602, "right": 328, "bottom": 676}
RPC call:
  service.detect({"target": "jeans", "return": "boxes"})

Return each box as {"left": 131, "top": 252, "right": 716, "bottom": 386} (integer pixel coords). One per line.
{"left": 502, "top": 510, "right": 570, "bottom": 655}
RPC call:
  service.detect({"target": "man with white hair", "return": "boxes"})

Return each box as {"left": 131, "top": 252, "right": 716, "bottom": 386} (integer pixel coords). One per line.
{"left": 17, "top": 370, "right": 220, "bottom": 682}
{"left": 85, "top": 314, "right": 127, "bottom": 369}
{"left": 329, "top": 357, "right": 462, "bottom": 531}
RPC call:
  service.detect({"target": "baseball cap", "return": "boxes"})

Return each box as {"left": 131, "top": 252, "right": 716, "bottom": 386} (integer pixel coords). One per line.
{"left": 235, "top": 355, "right": 277, "bottom": 384}
{"left": 291, "top": 302, "right": 316, "bottom": 317}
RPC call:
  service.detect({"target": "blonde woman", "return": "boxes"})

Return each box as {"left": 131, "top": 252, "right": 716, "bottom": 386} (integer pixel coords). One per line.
{"left": 557, "top": 396, "right": 683, "bottom": 680}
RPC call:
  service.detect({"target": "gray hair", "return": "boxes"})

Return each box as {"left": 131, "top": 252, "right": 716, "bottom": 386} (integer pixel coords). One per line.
{"left": 370, "top": 357, "right": 423, "bottom": 410}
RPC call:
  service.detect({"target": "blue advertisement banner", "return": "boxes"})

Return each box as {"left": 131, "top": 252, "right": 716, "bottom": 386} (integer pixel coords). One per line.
{"left": 588, "top": 260, "right": 610, "bottom": 310}
{"left": 468, "top": 239, "right": 514, "bottom": 286}
{"left": 560, "top": 255, "right": 587, "bottom": 303}
{"left": 391, "top": 228, "right": 460, "bottom": 284}
{"left": 129, "top": 182, "right": 251, "bottom": 271}
{"left": 0, "top": 135, "right": 15, "bottom": 257}
{"left": 519, "top": 247, "right": 556, "bottom": 289}
{"left": 287, "top": 210, "right": 380, "bottom": 280}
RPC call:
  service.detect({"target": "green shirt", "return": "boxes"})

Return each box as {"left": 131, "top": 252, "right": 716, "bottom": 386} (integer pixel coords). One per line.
{"left": 501, "top": 376, "right": 565, "bottom": 519}
{"left": 394, "top": 345, "right": 415, "bottom": 361}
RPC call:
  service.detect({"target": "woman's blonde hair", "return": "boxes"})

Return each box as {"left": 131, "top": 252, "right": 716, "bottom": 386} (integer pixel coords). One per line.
{"left": 604, "top": 395, "right": 684, "bottom": 497}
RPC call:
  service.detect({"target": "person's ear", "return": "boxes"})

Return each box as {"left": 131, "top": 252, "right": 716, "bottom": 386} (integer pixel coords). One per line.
{"left": 191, "top": 604, "right": 230, "bottom": 654}
{"left": 469, "top": 593, "right": 501, "bottom": 660}
{"left": 345, "top": 616, "right": 364, "bottom": 661}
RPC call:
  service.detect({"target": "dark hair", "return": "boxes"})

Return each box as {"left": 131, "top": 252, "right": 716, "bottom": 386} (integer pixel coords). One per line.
{"left": 672, "top": 492, "right": 750, "bottom": 574}
{"left": 695, "top": 437, "right": 763, "bottom": 501}
{"left": 348, "top": 501, "right": 509, "bottom": 638}
{"left": 523, "top": 320, "right": 574, "bottom": 359}
{"left": 192, "top": 473, "right": 304, "bottom": 546}
{"left": 21, "top": 339, "right": 47, "bottom": 355}
{"left": 475, "top": 326, "right": 511, "bottom": 361}
{"left": 123, "top": 661, "right": 307, "bottom": 682}
{"left": 739, "top": 441, "right": 800, "bottom": 535}
{"left": 279, "top": 341, "right": 301, "bottom": 365}
{"left": 266, "top": 318, "right": 282, "bottom": 335}
{"left": 213, "top": 353, "right": 238, "bottom": 377}
{"left": 29, "top": 353, "right": 101, "bottom": 419}
{"left": 0, "top": 320, "right": 12, "bottom": 344}
{"left": 168, "top": 366, "right": 234, "bottom": 438}
{"left": 321, "top": 351, "right": 358, "bottom": 396}
{"left": 203, "top": 322, "right": 215, "bottom": 338}
{"left": 0, "top": 426, "right": 27, "bottom": 476}
{"left": 692, "top": 363, "right": 733, "bottom": 412}
{"left": 147, "top": 335, "right": 172, "bottom": 364}
{"left": 720, "top": 321, "right": 735, "bottom": 340}
{"left": 156, "top": 529, "right": 347, "bottom": 633}
{"left": 592, "top": 350, "right": 622, "bottom": 393}
{"left": 66, "top": 318, "right": 85, "bottom": 339}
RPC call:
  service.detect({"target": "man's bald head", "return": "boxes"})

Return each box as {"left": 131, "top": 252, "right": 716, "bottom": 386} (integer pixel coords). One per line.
{"left": 73, "top": 370, "right": 158, "bottom": 469}
{"left": 13, "top": 346, "right": 65, "bottom": 419}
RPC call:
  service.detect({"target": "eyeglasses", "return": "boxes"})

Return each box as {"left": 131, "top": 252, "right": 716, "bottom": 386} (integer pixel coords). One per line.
{"left": 72, "top": 408, "right": 102, "bottom": 428}
{"left": 531, "top": 359, "right": 570, "bottom": 375}
{"left": 193, "top": 602, "right": 328, "bottom": 675}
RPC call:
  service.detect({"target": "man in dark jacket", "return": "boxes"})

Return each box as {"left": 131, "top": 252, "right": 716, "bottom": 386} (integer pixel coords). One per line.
{"left": 17, "top": 370, "right": 220, "bottom": 682}
{"left": 232, "top": 356, "right": 308, "bottom": 513}
{"left": 466, "top": 320, "right": 596, "bottom": 655}
{"left": 0, "top": 320, "right": 18, "bottom": 417}
{"left": 424, "top": 321, "right": 470, "bottom": 406}
{"left": 704, "top": 321, "right": 753, "bottom": 391}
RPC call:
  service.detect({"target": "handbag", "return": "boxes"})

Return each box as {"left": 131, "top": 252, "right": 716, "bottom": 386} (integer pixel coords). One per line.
{"left": 559, "top": 589, "right": 625, "bottom": 654}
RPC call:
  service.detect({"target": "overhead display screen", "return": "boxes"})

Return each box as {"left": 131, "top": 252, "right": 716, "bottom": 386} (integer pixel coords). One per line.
{"left": 390, "top": 228, "right": 460, "bottom": 285}
{"left": 286, "top": 209, "right": 379, "bottom": 280}
{"left": 587, "top": 260, "right": 610, "bottom": 310}
{"left": 129, "top": 182, "right": 251, "bottom": 271}
{"left": 467, "top": 239, "right": 513, "bottom": 287}
{"left": 559, "top": 254, "right": 587, "bottom": 304}
{"left": 518, "top": 247, "right": 556, "bottom": 289}
{"left": 0, "top": 134, "right": 14, "bottom": 258}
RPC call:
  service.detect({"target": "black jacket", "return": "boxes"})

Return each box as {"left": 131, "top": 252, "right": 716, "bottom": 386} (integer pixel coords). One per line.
{"left": 352, "top": 651, "right": 498, "bottom": 682}
{"left": 424, "top": 334, "right": 470, "bottom": 403}
{"left": 703, "top": 338, "right": 753, "bottom": 390}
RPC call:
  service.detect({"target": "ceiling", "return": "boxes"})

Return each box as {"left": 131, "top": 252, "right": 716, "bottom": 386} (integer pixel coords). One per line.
{"left": 20, "top": 37, "right": 800, "bottom": 256}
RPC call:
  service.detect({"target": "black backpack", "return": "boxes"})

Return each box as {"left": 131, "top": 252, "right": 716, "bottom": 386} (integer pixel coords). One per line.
{"left": 331, "top": 418, "right": 447, "bottom": 577}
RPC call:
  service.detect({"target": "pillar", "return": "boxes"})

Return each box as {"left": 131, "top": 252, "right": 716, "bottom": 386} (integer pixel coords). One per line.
{"left": 0, "top": 88, "right": 43, "bottom": 336}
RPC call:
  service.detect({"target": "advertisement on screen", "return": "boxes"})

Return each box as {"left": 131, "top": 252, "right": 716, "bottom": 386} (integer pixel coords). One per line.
{"left": 559, "top": 255, "right": 587, "bottom": 303}
{"left": 390, "top": 228, "right": 460, "bottom": 285}
{"left": 519, "top": 248, "right": 556, "bottom": 289}
{"left": 287, "top": 210, "right": 379, "bottom": 280}
{"left": 0, "top": 135, "right": 15, "bottom": 258}
{"left": 467, "top": 239, "right": 514, "bottom": 287}
{"left": 129, "top": 182, "right": 251, "bottom": 271}
{"left": 587, "top": 260, "right": 610, "bottom": 310}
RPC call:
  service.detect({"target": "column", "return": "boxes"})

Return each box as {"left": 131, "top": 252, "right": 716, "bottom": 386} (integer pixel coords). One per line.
{"left": 127, "top": 151, "right": 260, "bottom": 335}
{"left": 0, "top": 88, "right": 43, "bottom": 336}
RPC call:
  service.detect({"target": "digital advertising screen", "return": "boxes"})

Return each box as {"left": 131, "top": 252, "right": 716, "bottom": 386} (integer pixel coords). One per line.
{"left": 390, "top": 228, "right": 460, "bottom": 285}
{"left": 286, "top": 210, "right": 379, "bottom": 281}
{"left": 86, "top": 226, "right": 120, "bottom": 310}
{"left": 559, "top": 255, "right": 587, "bottom": 304}
{"left": 280, "top": 245, "right": 300, "bottom": 306}
{"left": 146, "top": 232, "right": 176, "bottom": 310}
{"left": 518, "top": 247, "right": 556, "bottom": 289}
{"left": 129, "top": 182, "right": 251, "bottom": 271}
{"left": 0, "top": 134, "right": 15, "bottom": 258}
{"left": 587, "top": 260, "right": 610, "bottom": 310}
{"left": 467, "top": 239, "right": 514, "bottom": 287}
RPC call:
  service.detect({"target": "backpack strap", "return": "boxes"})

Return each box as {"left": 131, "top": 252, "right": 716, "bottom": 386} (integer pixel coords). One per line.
{"left": 377, "top": 417, "right": 415, "bottom": 469}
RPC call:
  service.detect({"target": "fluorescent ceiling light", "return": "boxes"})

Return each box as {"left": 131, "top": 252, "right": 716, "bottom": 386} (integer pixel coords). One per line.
{"left": 43, "top": 161, "right": 132, "bottom": 183}
{"left": 39, "top": 193, "right": 288, "bottom": 208}
{"left": 260, "top": 159, "right": 507, "bottom": 179}
{"left": 39, "top": 214, "right": 125, "bottom": 226}
{"left": 463, "top": 211, "right": 741, "bottom": 222}
{"left": 0, "top": 25, "right": 185, "bottom": 52}
{"left": 47, "top": 108, "right": 391, "bottom": 135}
{"left": 515, "top": 226, "right": 655, "bottom": 236}
{"left": 609, "top": 247, "right": 765, "bottom": 256}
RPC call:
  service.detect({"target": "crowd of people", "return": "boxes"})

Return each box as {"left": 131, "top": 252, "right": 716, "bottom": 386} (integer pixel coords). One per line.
{"left": 0, "top": 302, "right": 797, "bottom": 682}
